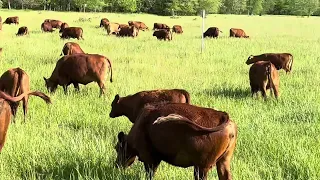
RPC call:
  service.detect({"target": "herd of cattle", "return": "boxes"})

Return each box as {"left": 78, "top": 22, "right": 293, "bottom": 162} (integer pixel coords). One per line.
{"left": 0, "top": 14, "right": 295, "bottom": 180}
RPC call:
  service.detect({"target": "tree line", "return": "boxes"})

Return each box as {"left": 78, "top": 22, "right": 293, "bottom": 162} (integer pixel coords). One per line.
{"left": 0, "top": 0, "right": 320, "bottom": 17}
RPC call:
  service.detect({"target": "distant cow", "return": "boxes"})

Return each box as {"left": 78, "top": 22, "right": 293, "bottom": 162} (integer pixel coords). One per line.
{"left": 100, "top": 18, "right": 109, "bottom": 28}
{"left": 246, "top": 53, "right": 293, "bottom": 73}
{"left": 60, "top": 27, "right": 84, "bottom": 40}
{"left": 153, "top": 29, "right": 172, "bottom": 41}
{"left": 118, "top": 26, "right": 139, "bottom": 37}
{"left": 204, "top": 27, "right": 222, "bottom": 38}
{"left": 119, "top": 24, "right": 129, "bottom": 29}
{"left": 249, "top": 61, "right": 279, "bottom": 99}
{"left": 172, "top": 25, "right": 183, "bottom": 34}
{"left": 153, "top": 23, "right": 170, "bottom": 30}
{"left": 230, "top": 28, "right": 249, "bottom": 38}
{"left": 109, "top": 89, "right": 191, "bottom": 123}
{"left": 128, "top": 21, "right": 149, "bottom": 31}
{"left": 115, "top": 103, "right": 237, "bottom": 180}
{"left": 44, "top": 54, "right": 113, "bottom": 96}
{"left": 41, "top": 22, "right": 54, "bottom": 32}
{"left": 16, "top": 26, "right": 28, "bottom": 36}
{"left": 59, "top": 22, "right": 69, "bottom": 33}
{"left": 44, "top": 19, "right": 62, "bottom": 29}
{"left": 60, "top": 42, "right": 85, "bottom": 56}
{"left": 0, "top": 90, "right": 51, "bottom": 152}
{"left": 4, "top": 16, "right": 19, "bottom": 25}
{"left": 106, "top": 23, "right": 120, "bottom": 35}
{"left": 0, "top": 68, "right": 30, "bottom": 122}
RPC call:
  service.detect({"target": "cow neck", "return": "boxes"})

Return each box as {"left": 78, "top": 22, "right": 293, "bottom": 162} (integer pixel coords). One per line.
{"left": 119, "top": 96, "right": 136, "bottom": 122}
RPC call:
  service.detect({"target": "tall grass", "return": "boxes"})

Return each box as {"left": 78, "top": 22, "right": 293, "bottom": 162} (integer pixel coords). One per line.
{"left": 0, "top": 10, "right": 319, "bottom": 180}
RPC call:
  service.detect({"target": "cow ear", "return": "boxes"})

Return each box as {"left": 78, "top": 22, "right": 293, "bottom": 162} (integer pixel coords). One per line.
{"left": 43, "top": 77, "right": 47, "bottom": 81}
{"left": 115, "top": 94, "right": 120, "bottom": 101}
{"left": 118, "top": 132, "right": 125, "bottom": 142}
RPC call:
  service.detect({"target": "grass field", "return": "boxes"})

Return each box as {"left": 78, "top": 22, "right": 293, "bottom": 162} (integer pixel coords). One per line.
{"left": 0, "top": 10, "right": 319, "bottom": 180}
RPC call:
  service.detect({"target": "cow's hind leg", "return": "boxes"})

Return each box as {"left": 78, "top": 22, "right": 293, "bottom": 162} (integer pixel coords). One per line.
{"left": 194, "top": 167, "right": 209, "bottom": 180}
{"left": 73, "top": 83, "right": 80, "bottom": 92}
{"left": 97, "top": 81, "right": 105, "bottom": 97}
{"left": 144, "top": 161, "right": 160, "bottom": 180}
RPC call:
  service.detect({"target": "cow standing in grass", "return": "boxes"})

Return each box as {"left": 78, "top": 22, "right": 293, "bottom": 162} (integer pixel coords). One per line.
{"left": 16, "top": 26, "right": 28, "bottom": 36}
{"left": 229, "top": 28, "right": 249, "bottom": 38}
{"left": 246, "top": 53, "right": 293, "bottom": 73}
{"left": 60, "top": 27, "right": 84, "bottom": 40}
{"left": 4, "top": 16, "right": 19, "bottom": 25}
{"left": 60, "top": 42, "right": 85, "bottom": 56}
{"left": 41, "top": 22, "right": 54, "bottom": 32}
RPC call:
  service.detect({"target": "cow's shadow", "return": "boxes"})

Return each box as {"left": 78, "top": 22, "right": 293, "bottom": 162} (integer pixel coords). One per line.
{"left": 202, "top": 87, "right": 249, "bottom": 99}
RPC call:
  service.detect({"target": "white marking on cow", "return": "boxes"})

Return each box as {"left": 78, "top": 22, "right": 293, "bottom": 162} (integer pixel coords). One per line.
{"left": 153, "top": 114, "right": 185, "bottom": 125}
{"left": 287, "top": 56, "right": 293, "bottom": 71}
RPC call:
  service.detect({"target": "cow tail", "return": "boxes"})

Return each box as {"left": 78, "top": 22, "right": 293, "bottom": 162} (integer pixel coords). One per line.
{"left": 0, "top": 90, "right": 50, "bottom": 104}
{"left": 183, "top": 90, "right": 191, "bottom": 104}
{"left": 267, "top": 62, "right": 274, "bottom": 97}
{"left": 106, "top": 58, "right": 113, "bottom": 83}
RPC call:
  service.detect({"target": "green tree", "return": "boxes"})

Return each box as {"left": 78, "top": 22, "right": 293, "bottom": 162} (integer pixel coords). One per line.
{"left": 197, "top": 0, "right": 222, "bottom": 14}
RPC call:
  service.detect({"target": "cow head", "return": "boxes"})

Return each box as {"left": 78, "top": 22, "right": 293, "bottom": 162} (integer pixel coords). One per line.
{"left": 115, "top": 132, "right": 136, "bottom": 168}
{"left": 246, "top": 55, "right": 254, "bottom": 65}
{"left": 43, "top": 77, "right": 58, "bottom": 93}
{"left": 109, "top": 94, "right": 123, "bottom": 118}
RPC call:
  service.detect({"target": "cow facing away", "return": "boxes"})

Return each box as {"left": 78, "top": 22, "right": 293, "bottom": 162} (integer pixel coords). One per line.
{"left": 59, "top": 22, "right": 69, "bottom": 33}
{"left": 60, "top": 27, "right": 84, "bottom": 40}
{"left": 128, "top": 21, "right": 149, "bottom": 31}
{"left": 4, "top": 16, "right": 19, "bottom": 25}
{"left": 41, "top": 22, "right": 54, "bottom": 32}
{"left": 0, "top": 68, "right": 30, "bottom": 123}
{"left": 16, "top": 26, "right": 28, "bottom": 36}
{"left": 153, "top": 23, "right": 170, "bottom": 30}
{"left": 249, "top": 61, "right": 279, "bottom": 99}
{"left": 0, "top": 90, "right": 51, "bottom": 153}
{"left": 100, "top": 18, "right": 109, "bottom": 28}
{"left": 172, "top": 25, "right": 183, "bottom": 34}
{"left": 109, "top": 89, "right": 191, "bottom": 123}
{"left": 60, "top": 42, "right": 85, "bottom": 56}
{"left": 117, "top": 26, "right": 139, "bottom": 37}
{"left": 115, "top": 103, "right": 237, "bottom": 180}
{"left": 246, "top": 53, "right": 293, "bottom": 73}
{"left": 153, "top": 29, "right": 172, "bottom": 41}
{"left": 43, "top": 54, "right": 113, "bottom": 96}
{"left": 204, "top": 27, "right": 222, "bottom": 38}
{"left": 230, "top": 28, "right": 249, "bottom": 38}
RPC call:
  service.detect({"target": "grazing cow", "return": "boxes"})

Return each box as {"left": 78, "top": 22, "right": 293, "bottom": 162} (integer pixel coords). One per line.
{"left": 0, "top": 68, "right": 30, "bottom": 122}
{"left": 60, "top": 42, "right": 85, "bottom": 56}
{"left": 249, "top": 61, "right": 279, "bottom": 99}
{"left": 172, "top": 25, "right": 183, "bottom": 34}
{"left": 41, "top": 22, "right": 54, "bottom": 32}
{"left": 16, "top": 26, "right": 28, "bottom": 36}
{"left": 44, "top": 19, "right": 62, "bottom": 29}
{"left": 43, "top": 54, "right": 113, "bottom": 96}
{"left": 118, "top": 26, "right": 139, "bottom": 37}
{"left": 100, "top": 18, "right": 109, "bottom": 27}
{"left": 106, "top": 23, "right": 120, "bottom": 35}
{"left": 3, "top": 16, "right": 19, "bottom": 25}
{"left": 59, "top": 22, "right": 69, "bottom": 33}
{"left": 0, "top": 90, "right": 51, "bottom": 153}
{"left": 246, "top": 53, "right": 293, "bottom": 73}
{"left": 60, "top": 27, "right": 84, "bottom": 40}
{"left": 128, "top": 21, "right": 149, "bottom": 31}
{"left": 109, "top": 89, "right": 191, "bottom": 123}
{"left": 230, "top": 28, "right": 249, "bottom": 38}
{"left": 0, "top": 16, "right": 2, "bottom": 30}
{"left": 115, "top": 103, "right": 237, "bottom": 180}
{"left": 203, "top": 27, "right": 222, "bottom": 38}
{"left": 119, "top": 24, "right": 129, "bottom": 29}
{"left": 153, "top": 29, "right": 172, "bottom": 41}
{"left": 153, "top": 23, "right": 170, "bottom": 30}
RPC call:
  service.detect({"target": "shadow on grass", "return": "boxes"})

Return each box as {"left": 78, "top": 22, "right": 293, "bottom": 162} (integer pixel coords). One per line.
{"left": 202, "top": 87, "right": 250, "bottom": 99}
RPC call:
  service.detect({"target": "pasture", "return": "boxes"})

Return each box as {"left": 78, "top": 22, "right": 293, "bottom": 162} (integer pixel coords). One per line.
{"left": 0, "top": 10, "right": 319, "bottom": 180}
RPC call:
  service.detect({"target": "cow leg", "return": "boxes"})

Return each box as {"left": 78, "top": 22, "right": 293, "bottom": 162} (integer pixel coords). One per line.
{"left": 273, "top": 85, "right": 279, "bottom": 99}
{"left": 144, "top": 161, "right": 160, "bottom": 180}
{"left": 22, "top": 96, "right": 28, "bottom": 123}
{"left": 63, "top": 85, "right": 68, "bottom": 94}
{"left": 97, "top": 81, "right": 105, "bottom": 97}
{"left": 194, "top": 167, "right": 209, "bottom": 180}
{"left": 216, "top": 144, "right": 235, "bottom": 180}
{"left": 73, "top": 83, "right": 80, "bottom": 92}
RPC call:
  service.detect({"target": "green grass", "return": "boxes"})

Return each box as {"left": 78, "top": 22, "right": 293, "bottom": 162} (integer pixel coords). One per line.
{"left": 0, "top": 10, "right": 319, "bottom": 180}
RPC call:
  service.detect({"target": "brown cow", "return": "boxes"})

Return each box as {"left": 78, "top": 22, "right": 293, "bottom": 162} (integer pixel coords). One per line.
{"left": 60, "top": 42, "right": 85, "bottom": 56}
{"left": 128, "top": 21, "right": 149, "bottom": 31}
{"left": 230, "top": 28, "right": 249, "bottom": 38}
{"left": 16, "top": 26, "right": 28, "bottom": 36}
{"left": 0, "top": 48, "right": 2, "bottom": 55}
{"left": 204, "top": 27, "right": 222, "bottom": 38}
{"left": 117, "top": 26, "right": 139, "bottom": 37}
{"left": 0, "top": 16, "right": 2, "bottom": 30}
{"left": 153, "top": 23, "right": 170, "bottom": 30}
{"left": 115, "top": 103, "right": 237, "bottom": 180}
{"left": 3, "top": 16, "right": 19, "bottom": 25}
{"left": 41, "top": 22, "right": 54, "bottom": 32}
{"left": 172, "top": 25, "right": 183, "bottom": 34}
{"left": 44, "top": 19, "right": 62, "bottom": 29}
{"left": 59, "top": 22, "right": 69, "bottom": 33}
{"left": 109, "top": 89, "right": 191, "bottom": 123}
{"left": 105, "top": 23, "right": 120, "bottom": 35}
{"left": 119, "top": 24, "right": 129, "bottom": 29}
{"left": 246, "top": 53, "right": 293, "bottom": 73}
{"left": 43, "top": 54, "right": 113, "bottom": 96}
{"left": 0, "top": 68, "right": 30, "bottom": 123}
{"left": 100, "top": 18, "right": 109, "bottom": 27}
{"left": 249, "top": 61, "right": 279, "bottom": 99}
{"left": 60, "top": 27, "right": 84, "bottom": 40}
{"left": 0, "top": 90, "right": 51, "bottom": 153}
{"left": 153, "top": 29, "right": 172, "bottom": 41}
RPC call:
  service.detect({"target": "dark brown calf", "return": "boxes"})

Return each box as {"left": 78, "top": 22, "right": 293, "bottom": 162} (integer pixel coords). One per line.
{"left": 0, "top": 68, "right": 30, "bottom": 122}
{"left": 0, "top": 91, "right": 51, "bottom": 153}
{"left": 118, "top": 26, "right": 139, "bottom": 37}
{"left": 4, "top": 16, "right": 19, "bottom": 25}
{"left": 44, "top": 54, "right": 113, "bottom": 96}
{"left": 246, "top": 53, "right": 293, "bottom": 73}
{"left": 60, "top": 27, "right": 84, "bottom": 40}
{"left": 249, "top": 61, "right": 279, "bottom": 99}
{"left": 60, "top": 42, "right": 85, "bottom": 56}
{"left": 100, "top": 18, "right": 109, "bottom": 27}
{"left": 153, "top": 23, "right": 170, "bottom": 30}
{"left": 204, "top": 27, "right": 222, "bottom": 38}
{"left": 59, "top": 22, "right": 69, "bottom": 33}
{"left": 44, "top": 19, "right": 62, "bottom": 29}
{"left": 153, "top": 29, "right": 172, "bottom": 41}
{"left": 128, "top": 21, "right": 149, "bottom": 31}
{"left": 16, "top": 26, "right": 28, "bottom": 36}
{"left": 109, "top": 89, "right": 191, "bottom": 123}
{"left": 172, "top": 25, "right": 183, "bottom": 34}
{"left": 41, "top": 22, "right": 54, "bottom": 32}
{"left": 230, "top": 28, "right": 249, "bottom": 38}
{"left": 115, "top": 103, "right": 237, "bottom": 180}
